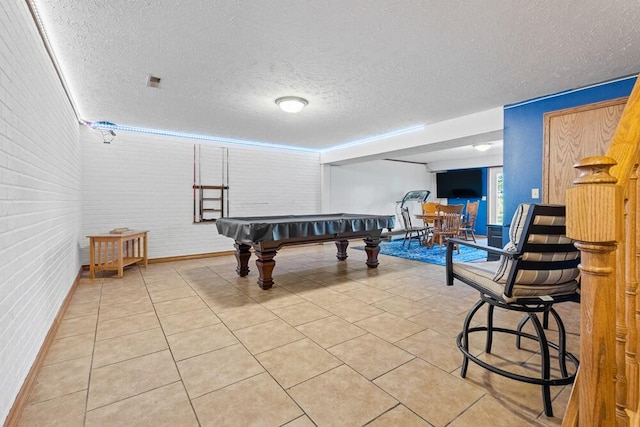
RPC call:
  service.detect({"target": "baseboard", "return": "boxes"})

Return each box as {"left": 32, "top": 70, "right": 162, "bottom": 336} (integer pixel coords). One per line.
{"left": 3, "top": 269, "right": 83, "bottom": 427}
{"left": 80, "top": 250, "right": 237, "bottom": 271}
{"left": 148, "top": 250, "right": 235, "bottom": 264}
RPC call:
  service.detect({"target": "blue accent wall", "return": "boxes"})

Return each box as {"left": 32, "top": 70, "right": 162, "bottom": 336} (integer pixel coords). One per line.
{"left": 447, "top": 168, "right": 488, "bottom": 236}
{"left": 502, "top": 76, "right": 637, "bottom": 243}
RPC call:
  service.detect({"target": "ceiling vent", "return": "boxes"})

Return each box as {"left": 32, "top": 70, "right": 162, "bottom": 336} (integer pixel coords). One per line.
{"left": 146, "top": 74, "right": 161, "bottom": 88}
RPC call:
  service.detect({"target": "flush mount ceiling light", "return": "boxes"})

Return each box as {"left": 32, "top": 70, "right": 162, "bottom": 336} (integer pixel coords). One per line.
{"left": 275, "top": 96, "right": 308, "bottom": 113}
{"left": 473, "top": 143, "right": 492, "bottom": 152}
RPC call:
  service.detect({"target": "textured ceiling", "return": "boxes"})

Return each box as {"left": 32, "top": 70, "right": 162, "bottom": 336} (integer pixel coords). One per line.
{"left": 33, "top": 0, "right": 640, "bottom": 153}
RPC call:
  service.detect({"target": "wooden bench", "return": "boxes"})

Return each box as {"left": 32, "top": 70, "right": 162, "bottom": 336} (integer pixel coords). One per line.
{"left": 87, "top": 230, "right": 148, "bottom": 279}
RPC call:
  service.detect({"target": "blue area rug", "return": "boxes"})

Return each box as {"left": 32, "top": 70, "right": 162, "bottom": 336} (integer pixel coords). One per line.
{"left": 354, "top": 239, "right": 487, "bottom": 266}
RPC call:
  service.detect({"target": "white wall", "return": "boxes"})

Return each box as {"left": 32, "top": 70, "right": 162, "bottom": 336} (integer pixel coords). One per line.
{"left": 0, "top": 1, "right": 82, "bottom": 423}
{"left": 80, "top": 128, "right": 321, "bottom": 261}
{"left": 321, "top": 107, "right": 503, "bottom": 164}
{"left": 427, "top": 153, "right": 503, "bottom": 172}
{"left": 327, "top": 160, "right": 433, "bottom": 229}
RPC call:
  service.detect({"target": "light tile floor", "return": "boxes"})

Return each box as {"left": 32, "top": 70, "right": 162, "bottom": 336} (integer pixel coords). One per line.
{"left": 18, "top": 242, "right": 580, "bottom": 426}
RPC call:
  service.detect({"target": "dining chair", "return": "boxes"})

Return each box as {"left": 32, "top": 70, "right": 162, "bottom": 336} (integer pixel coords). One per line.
{"left": 430, "top": 204, "right": 464, "bottom": 252}
{"left": 421, "top": 201, "right": 439, "bottom": 215}
{"left": 400, "top": 207, "right": 426, "bottom": 249}
{"left": 458, "top": 200, "right": 479, "bottom": 242}
{"left": 420, "top": 201, "right": 438, "bottom": 235}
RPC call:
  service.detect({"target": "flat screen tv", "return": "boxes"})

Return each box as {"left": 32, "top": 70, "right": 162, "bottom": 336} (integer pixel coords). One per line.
{"left": 436, "top": 169, "right": 482, "bottom": 198}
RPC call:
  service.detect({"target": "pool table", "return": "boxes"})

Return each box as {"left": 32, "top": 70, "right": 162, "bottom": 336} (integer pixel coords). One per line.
{"left": 215, "top": 213, "right": 395, "bottom": 289}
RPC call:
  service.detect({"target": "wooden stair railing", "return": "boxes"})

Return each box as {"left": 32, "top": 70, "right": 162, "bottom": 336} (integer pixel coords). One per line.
{"left": 563, "top": 76, "right": 640, "bottom": 427}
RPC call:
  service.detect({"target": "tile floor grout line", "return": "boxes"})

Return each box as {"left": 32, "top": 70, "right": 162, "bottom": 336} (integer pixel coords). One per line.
{"left": 173, "top": 268, "right": 312, "bottom": 421}
{"left": 94, "top": 323, "right": 163, "bottom": 342}
{"left": 83, "top": 380, "right": 185, "bottom": 415}
{"left": 144, "top": 263, "right": 204, "bottom": 427}
{"left": 83, "top": 274, "right": 104, "bottom": 426}
{"left": 205, "top": 281, "right": 369, "bottom": 424}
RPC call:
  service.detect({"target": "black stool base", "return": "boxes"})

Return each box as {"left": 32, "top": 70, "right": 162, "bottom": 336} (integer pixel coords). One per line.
{"left": 457, "top": 297, "right": 579, "bottom": 417}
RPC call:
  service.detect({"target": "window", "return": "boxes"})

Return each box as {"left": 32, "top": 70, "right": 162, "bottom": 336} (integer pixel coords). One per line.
{"left": 489, "top": 167, "right": 504, "bottom": 224}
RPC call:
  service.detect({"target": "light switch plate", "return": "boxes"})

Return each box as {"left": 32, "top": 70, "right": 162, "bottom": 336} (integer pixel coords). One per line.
{"left": 532, "top": 188, "right": 539, "bottom": 198}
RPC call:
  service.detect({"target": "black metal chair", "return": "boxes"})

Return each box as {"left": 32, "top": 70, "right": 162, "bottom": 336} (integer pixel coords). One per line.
{"left": 400, "top": 207, "right": 426, "bottom": 249}
{"left": 445, "top": 203, "right": 580, "bottom": 417}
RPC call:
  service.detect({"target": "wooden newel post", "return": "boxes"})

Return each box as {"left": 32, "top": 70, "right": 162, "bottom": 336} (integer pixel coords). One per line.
{"left": 566, "top": 156, "right": 623, "bottom": 427}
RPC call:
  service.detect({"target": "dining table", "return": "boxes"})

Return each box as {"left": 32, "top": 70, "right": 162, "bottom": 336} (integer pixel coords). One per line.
{"left": 415, "top": 211, "right": 465, "bottom": 247}
{"left": 414, "top": 213, "right": 440, "bottom": 246}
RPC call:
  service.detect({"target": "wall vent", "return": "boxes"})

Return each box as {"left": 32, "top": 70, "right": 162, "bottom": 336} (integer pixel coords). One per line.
{"left": 146, "top": 74, "right": 161, "bottom": 88}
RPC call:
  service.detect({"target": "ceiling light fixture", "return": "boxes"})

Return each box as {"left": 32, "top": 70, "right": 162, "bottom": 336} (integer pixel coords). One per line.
{"left": 473, "top": 143, "right": 492, "bottom": 152}
{"left": 275, "top": 96, "right": 308, "bottom": 113}
{"left": 146, "top": 74, "right": 161, "bottom": 88}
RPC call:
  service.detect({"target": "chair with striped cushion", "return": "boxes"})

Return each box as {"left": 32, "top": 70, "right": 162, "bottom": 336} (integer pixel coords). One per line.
{"left": 444, "top": 203, "right": 580, "bottom": 417}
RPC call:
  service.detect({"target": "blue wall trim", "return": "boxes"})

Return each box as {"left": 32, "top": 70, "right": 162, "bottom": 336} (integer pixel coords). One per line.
{"left": 502, "top": 76, "right": 637, "bottom": 245}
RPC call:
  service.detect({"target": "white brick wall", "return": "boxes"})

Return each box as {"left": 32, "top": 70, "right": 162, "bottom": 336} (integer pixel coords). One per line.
{"left": 227, "top": 146, "right": 321, "bottom": 216}
{"left": 0, "top": 0, "right": 81, "bottom": 423}
{"left": 80, "top": 128, "right": 321, "bottom": 261}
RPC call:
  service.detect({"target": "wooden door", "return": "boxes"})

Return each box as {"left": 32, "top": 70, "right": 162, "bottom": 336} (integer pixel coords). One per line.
{"left": 543, "top": 97, "right": 627, "bottom": 204}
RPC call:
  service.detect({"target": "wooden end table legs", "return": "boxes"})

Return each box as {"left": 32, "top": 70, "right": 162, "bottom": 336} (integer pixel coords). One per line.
{"left": 89, "top": 239, "right": 96, "bottom": 279}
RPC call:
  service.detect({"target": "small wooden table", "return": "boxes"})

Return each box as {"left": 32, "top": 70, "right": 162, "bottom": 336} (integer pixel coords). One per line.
{"left": 87, "top": 230, "right": 148, "bottom": 279}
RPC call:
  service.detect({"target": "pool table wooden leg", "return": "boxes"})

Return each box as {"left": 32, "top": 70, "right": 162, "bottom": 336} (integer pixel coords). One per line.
{"left": 364, "top": 237, "right": 381, "bottom": 268}
{"left": 234, "top": 242, "right": 251, "bottom": 276}
{"left": 255, "top": 249, "right": 277, "bottom": 290}
{"left": 335, "top": 240, "right": 349, "bottom": 260}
